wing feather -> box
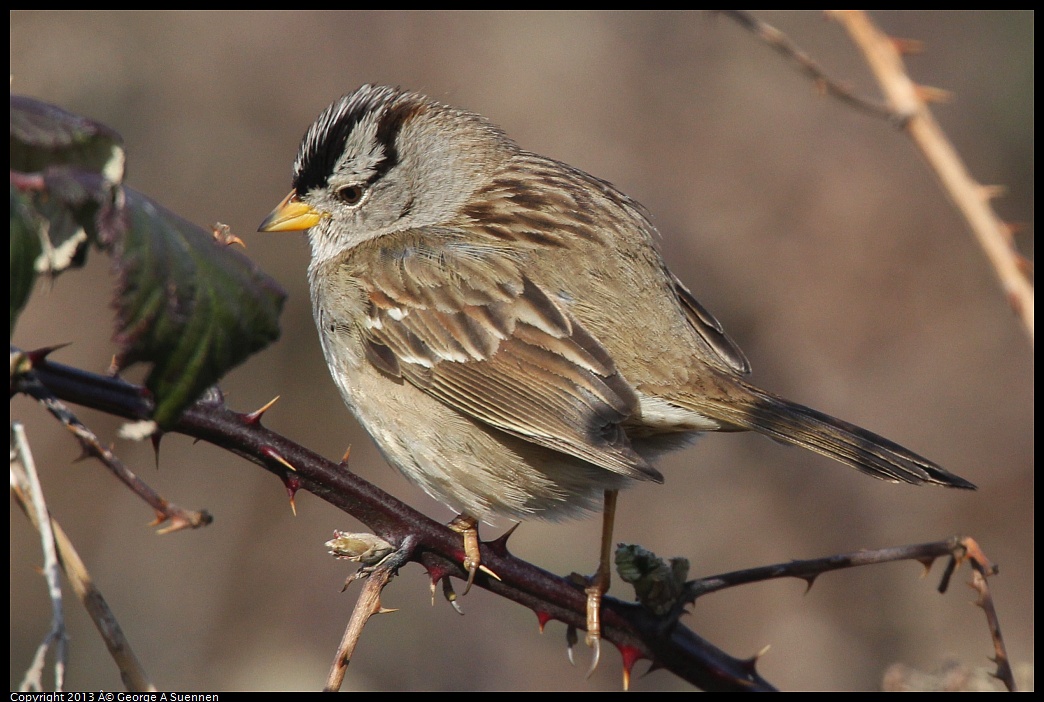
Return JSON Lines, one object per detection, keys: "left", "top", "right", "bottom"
{"left": 358, "top": 237, "right": 661, "bottom": 482}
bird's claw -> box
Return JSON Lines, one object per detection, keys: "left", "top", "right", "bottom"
{"left": 448, "top": 514, "right": 500, "bottom": 594}
{"left": 585, "top": 582, "right": 604, "bottom": 677}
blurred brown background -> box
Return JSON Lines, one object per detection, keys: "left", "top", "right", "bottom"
{"left": 10, "top": 11, "right": 1032, "bottom": 692}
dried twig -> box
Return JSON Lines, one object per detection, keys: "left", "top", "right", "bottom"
{"left": 718, "top": 10, "right": 899, "bottom": 120}
{"left": 11, "top": 423, "right": 155, "bottom": 692}
{"left": 11, "top": 423, "right": 67, "bottom": 692}
{"left": 828, "top": 10, "right": 1033, "bottom": 343}
{"left": 958, "top": 537, "right": 1015, "bottom": 691}
{"left": 658, "top": 536, "right": 1011, "bottom": 692}
{"left": 324, "top": 534, "right": 416, "bottom": 692}
{"left": 876, "top": 536, "right": 1015, "bottom": 691}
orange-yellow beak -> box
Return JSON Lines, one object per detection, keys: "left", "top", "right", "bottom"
{"left": 258, "top": 190, "right": 324, "bottom": 232}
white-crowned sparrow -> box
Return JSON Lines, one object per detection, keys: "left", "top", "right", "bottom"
{"left": 259, "top": 84, "right": 974, "bottom": 661}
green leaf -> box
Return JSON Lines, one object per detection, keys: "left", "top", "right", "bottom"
{"left": 113, "top": 188, "right": 287, "bottom": 428}
{"left": 10, "top": 186, "right": 43, "bottom": 337}
{"left": 9, "top": 96, "right": 126, "bottom": 287}
{"left": 10, "top": 94, "right": 125, "bottom": 182}
{"left": 11, "top": 95, "right": 286, "bottom": 427}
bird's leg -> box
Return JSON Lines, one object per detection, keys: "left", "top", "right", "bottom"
{"left": 447, "top": 514, "right": 483, "bottom": 594}
{"left": 584, "top": 489, "right": 618, "bottom": 675}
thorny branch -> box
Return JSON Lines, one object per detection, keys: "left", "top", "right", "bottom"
{"left": 11, "top": 347, "right": 772, "bottom": 691}
{"left": 12, "top": 349, "right": 212, "bottom": 533}
{"left": 12, "top": 348, "right": 1010, "bottom": 690}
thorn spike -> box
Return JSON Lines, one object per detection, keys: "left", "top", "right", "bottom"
{"left": 739, "top": 644, "right": 771, "bottom": 674}
{"left": 978, "top": 184, "right": 1007, "bottom": 201}
{"left": 26, "top": 343, "right": 71, "bottom": 367}
{"left": 156, "top": 513, "right": 197, "bottom": 535}
{"left": 619, "top": 645, "right": 644, "bottom": 691}
{"left": 212, "top": 223, "right": 246, "bottom": 248}
{"left": 916, "top": 557, "right": 936, "bottom": 576}
{"left": 535, "top": 611, "right": 552, "bottom": 634}
{"left": 151, "top": 433, "right": 163, "bottom": 467}
{"left": 245, "top": 396, "right": 281, "bottom": 425}
{"left": 261, "top": 445, "right": 297, "bottom": 472}
{"left": 425, "top": 562, "right": 454, "bottom": 585}
{"left": 890, "top": 37, "right": 925, "bottom": 55}
{"left": 282, "top": 472, "right": 301, "bottom": 516}
{"left": 478, "top": 564, "right": 501, "bottom": 581}
{"left": 487, "top": 522, "right": 521, "bottom": 556}
{"left": 1005, "top": 221, "right": 1027, "bottom": 237}
{"left": 914, "top": 84, "right": 954, "bottom": 104}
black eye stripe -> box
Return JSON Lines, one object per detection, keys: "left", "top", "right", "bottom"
{"left": 369, "top": 100, "right": 421, "bottom": 185}
{"left": 292, "top": 86, "right": 422, "bottom": 197}
{"left": 293, "top": 98, "right": 369, "bottom": 196}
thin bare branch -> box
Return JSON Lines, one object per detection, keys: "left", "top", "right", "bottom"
{"left": 11, "top": 423, "right": 67, "bottom": 692}
{"left": 960, "top": 537, "right": 1015, "bottom": 691}
{"left": 686, "top": 536, "right": 964, "bottom": 601}
{"left": 325, "top": 535, "right": 416, "bottom": 692}
{"left": 721, "top": 11, "right": 1033, "bottom": 343}
{"left": 10, "top": 424, "right": 155, "bottom": 692}
{"left": 717, "top": 10, "right": 899, "bottom": 120}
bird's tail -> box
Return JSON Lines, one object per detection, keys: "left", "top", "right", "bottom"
{"left": 702, "top": 381, "right": 976, "bottom": 489}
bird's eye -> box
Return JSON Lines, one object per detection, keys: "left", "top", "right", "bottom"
{"left": 336, "top": 185, "right": 365, "bottom": 205}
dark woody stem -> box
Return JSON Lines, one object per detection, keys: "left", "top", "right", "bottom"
{"left": 13, "top": 347, "right": 774, "bottom": 691}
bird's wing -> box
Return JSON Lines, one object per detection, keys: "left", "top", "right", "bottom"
{"left": 669, "top": 272, "right": 751, "bottom": 377}
{"left": 355, "top": 234, "right": 662, "bottom": 482}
